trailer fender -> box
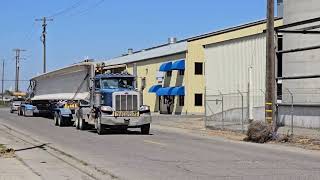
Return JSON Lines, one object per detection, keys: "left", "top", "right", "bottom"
{"left": 55, "top": 108, "right": 72, "bottom": 117}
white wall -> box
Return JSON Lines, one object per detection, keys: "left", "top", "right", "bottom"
{"left": 204, "top": 34, "right": 266, "bottom": 120}
{"left": 204, "top": 33, "right": 266, "bottom": 95}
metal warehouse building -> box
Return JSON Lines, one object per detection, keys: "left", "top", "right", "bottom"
{"left": 102, "top": 19, "right": 282, "bottom": 116}
{"left": 189, "top": 19, "right": 282, "bottom": 124}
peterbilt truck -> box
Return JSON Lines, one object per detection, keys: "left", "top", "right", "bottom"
{"left": 26, "top": 61, "right": 151, "bottom": 134}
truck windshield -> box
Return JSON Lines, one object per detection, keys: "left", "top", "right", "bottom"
{"left": 101, "top": 78, "right": 133, "bottom": 89}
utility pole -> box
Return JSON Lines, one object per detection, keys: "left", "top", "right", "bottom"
{"left": 36, "top": 17, "right": 53, "bottom": 73}
{"left": 13, "top": 49, "right": 26, "bottom": 92}
{"left": 1, "top": 60, "right": 4, "bottom": 103}
{"left": 265, "top": 0, "right": 276, "bottom": 130}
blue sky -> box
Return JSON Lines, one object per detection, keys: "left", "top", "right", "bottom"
{"left": 0, "top": 0, "right": 275, "bottom": 91}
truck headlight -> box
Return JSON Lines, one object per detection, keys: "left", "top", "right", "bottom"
{"left": 100, "top": 106, "right": 114, "bottom": 115}
{"left": 139, "top": 105, "right": 150, "bottom": 113}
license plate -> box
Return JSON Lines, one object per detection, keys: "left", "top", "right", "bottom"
{"left": 114, "top": 111, "right": 139, "bottom": 117}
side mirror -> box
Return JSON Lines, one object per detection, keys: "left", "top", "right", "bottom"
{"left": 94, "top": 92, "right": 102, "bottom": 107}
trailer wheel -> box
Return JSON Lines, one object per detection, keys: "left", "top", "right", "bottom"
{"left": 58, "top": 115, "right": 64, "bottom": 127}
{"left": 54, "top": 112, "right": 64, "bottom": 127}
{"left": 54, "top": 112, "right": 59, "bottom": 126}
{"left": 17, "top": 108, "right": 21, "bottom": 116}
{"left": 96, "top": 113, "right": 104, "bottom": 135}
{"left": 141, "top": 124, "right": 150, "bottom": 135}
{"left": 75, "top": 110, "right": 80, "bottom": 129}
{"left": 79, "top": 117, "right": 86, "bottom": 130}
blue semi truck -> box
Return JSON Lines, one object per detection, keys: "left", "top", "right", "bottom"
{"left": 21, "top": 61, "right": 151, "bottom": 134}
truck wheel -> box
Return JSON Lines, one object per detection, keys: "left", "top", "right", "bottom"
{"left": 96, "top": 114, "right": 104, "bottom": 135}
{"left": 141, "top": 124, "right": 150, "bottom": 135}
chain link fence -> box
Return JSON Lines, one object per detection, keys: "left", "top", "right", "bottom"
{"left": 205, "top": 89, "right": 265, "bottom": 133}
{"left": 205, "top": 88, "right": 320, "bottom": 139}
{"left": 277, "top": 88, "right": 320, "bottom": 139}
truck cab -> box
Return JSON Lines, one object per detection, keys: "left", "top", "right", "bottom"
{"left": 77, "top": 71, "right": 151, "bottom": 134}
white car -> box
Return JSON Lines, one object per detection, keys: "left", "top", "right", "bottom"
{"left": 10, "top": 98, "right": 24, "bottom": 113}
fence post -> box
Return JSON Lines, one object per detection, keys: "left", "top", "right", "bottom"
{"left": 204, "top": 86, "right": 207, "bottom": 129}
{"left": 286, "top": 88, "right": 294, "bottom": 136}
{"left": 238, "top": 90, "right": 244, "bottom": 133}
{"left": 219, "top": 91, "right": 224, "bottom": 130}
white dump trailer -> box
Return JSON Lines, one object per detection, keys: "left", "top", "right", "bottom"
{"left": 23, "top": 61, "right": 151, "bottom": 134}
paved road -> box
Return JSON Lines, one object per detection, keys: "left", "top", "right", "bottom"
{"left": 1, "top": 108, "right": 320, "bottom": 180}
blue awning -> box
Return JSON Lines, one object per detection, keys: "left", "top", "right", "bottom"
{"left": 148, "top": 85, "right": 162, "bottom": 93}
{"left": 156, "top": 87, "right": 174, "bottom": 96}
{"left": 171, "top": 86, "right": 185, "bottom": 96}
{"left": 159, "top": 62, "right": 172, "bottom": 72}
{"left": 171, "top": 59, "right": 185, "bottom": 70}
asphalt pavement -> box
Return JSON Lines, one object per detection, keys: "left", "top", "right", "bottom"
{"left": 1, "top": 108, "right": 320, "bottom": 180}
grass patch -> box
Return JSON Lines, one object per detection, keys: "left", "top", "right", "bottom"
{"left": 0, "top": 144, "right": 5, "bottom": 149}
{"left": 0, "top": 144, "right": 15, "bottom": 158}
{"left": 0, "top": 104, "right": 9, "bottom": 108}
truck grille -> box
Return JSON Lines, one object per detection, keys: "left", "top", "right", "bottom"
{"left": 115, "top": 94, "right": 138, "bottom": 111}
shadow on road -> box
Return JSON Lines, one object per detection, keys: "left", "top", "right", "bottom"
{"left": 15, "top": 143, "right": 49, "bottom": 152}
{"left": 85, "top": 127, "right": 153, "bottom": 136}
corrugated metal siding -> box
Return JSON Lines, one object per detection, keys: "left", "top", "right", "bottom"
{"left": 204, "top": 34, "right": 266, "bottom": 112}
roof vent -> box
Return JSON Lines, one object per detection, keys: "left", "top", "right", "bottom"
{"left": 168, "top": 37, "right": 177, "bottom": 44}
{"left": 128, "top": 48, "right": 133, "bottom": 55}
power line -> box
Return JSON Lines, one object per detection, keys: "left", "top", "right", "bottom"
{"left": 48, "top": 0, "right": 87, "bottom": 18}
{"left": 1, "top": 80, "right": 29, "bottom": 82}
{"left": 68, "top": 0, "right": 105, "bottom": 17}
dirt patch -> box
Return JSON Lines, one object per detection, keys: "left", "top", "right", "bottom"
{"left": 271, "top": 136, "right": 320, "bottom": 151}
{"left": 0, "top": 144, "right": 15, "bottom": 158}
{"left": 207, "top": 129, "right": 246, "bottom": 141}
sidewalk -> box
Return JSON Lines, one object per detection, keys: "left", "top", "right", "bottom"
{"left": 152, "top": 115, "right": 320, "bottom": 148}
{"left": 0, "top": 130, "right": 41, "bottom": 180}
{"left": 152, "top": 114, "right": 205, "bottom": 131}
{"left": 0, "top": 125, "right": 95, "bottom": 180}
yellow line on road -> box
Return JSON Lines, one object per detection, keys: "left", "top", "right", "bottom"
{"left": 143, "top": 140, "right": 167, "bottom": 146}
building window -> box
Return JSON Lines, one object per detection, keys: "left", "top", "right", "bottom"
{"left": 167, "top": 71, "right": 172, "bottom": 76}
{"left": 195, "top": 62, "right": 203, "bottom": 75}
{"left": 179, "top": 70, "right": 185, "bottom": 75}
{"left": 194, "top": 94, "right": 203, "bottom": 106}
{"left": 179, "top": 96, "right": 184, "bottom": 106}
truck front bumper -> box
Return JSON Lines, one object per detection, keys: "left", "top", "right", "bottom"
{"left": 100, "top": 113, "right": 152, "bottom": 127}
